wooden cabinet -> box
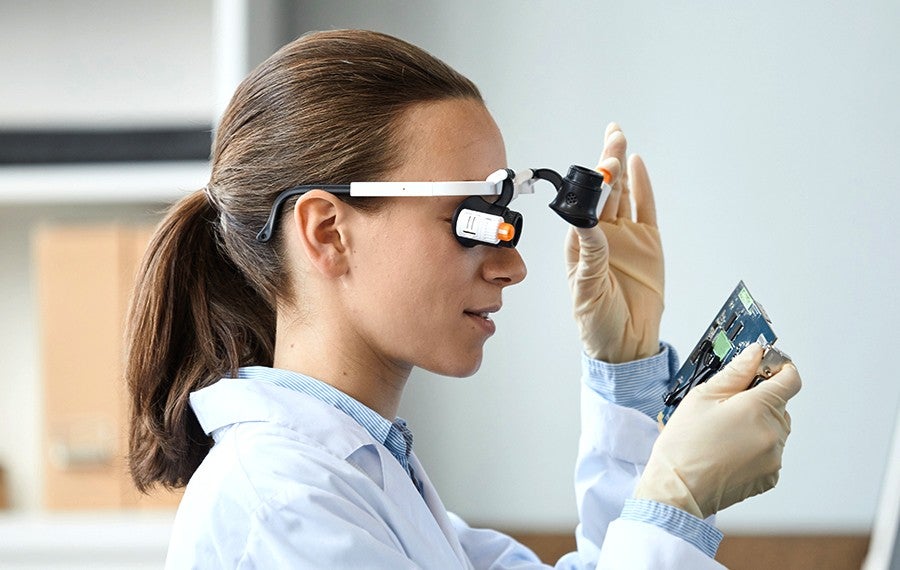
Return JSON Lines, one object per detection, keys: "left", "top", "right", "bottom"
{"left": 35, "top": 225, "right": 180, "bottom": 509}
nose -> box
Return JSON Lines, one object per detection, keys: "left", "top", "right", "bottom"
{"left": 482, "top": 245, "right": 527, "bottom": 287}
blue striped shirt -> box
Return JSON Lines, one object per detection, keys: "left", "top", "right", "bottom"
{"left": 582, "top": 342, "right": 682, "bottom": 419}
{"left": 583, "top": 342, "right": 723, "bottom": 558}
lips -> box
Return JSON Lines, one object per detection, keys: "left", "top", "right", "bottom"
{"left": 464, "top": 305, "right": 500, "bottom": 335}
{"left": 464, "top": 305, "right": 500, "bottom": 319}
{"left": 466, "top": 310, "right": 493, "bottom": 319}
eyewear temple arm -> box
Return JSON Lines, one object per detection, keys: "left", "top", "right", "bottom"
{"left": 256, "top": 185, "right": 350, "bottom": 243}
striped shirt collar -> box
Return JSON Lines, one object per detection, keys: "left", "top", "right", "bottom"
{"left": 236, "top": 366, "right": 415, "bottom": 473}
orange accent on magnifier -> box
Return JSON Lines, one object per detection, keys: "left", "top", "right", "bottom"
{"left": 497, "top": 223, "right": 515, "bottom": 242}
{"left": 597, "top": 167, "right": 612, "bottom": 183}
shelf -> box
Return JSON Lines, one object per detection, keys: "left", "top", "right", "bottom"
{"left": 0, "top": 161, "right": 210, "bottom": 204}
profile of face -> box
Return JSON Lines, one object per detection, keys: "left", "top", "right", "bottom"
{"left": 337, "top": 98, "right": 527, "bottom": 378}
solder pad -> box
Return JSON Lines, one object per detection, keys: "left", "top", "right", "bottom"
{"left": 660, "top": 281, "right": 778, "bottom": 424}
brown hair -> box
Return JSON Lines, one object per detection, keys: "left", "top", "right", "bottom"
{"left": 126, "top": 29, "right": 482, "bottom": 492}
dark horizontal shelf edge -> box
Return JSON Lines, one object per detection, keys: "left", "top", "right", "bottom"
{"left": 0, "top": 127, "right": 213, "bottom": 164}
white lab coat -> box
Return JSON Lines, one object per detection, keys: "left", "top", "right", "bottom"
{"left": 165, "top": 378, "right": 723, "bottom": 569}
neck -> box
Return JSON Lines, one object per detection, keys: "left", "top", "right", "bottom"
{"left": 272, "top": 308, "right": 410, "bottom": 420}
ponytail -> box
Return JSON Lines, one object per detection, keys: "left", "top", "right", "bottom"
{"left": 126, "top": 190, "right": 275, "bottom": 492}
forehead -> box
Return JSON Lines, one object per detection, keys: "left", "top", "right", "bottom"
{"left": 389, "top": 98, "right": 507, "bottom": 183}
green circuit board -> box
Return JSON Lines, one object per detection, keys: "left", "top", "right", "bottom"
{"left": 660, "top": 281, "right": 780, "bottom": 424}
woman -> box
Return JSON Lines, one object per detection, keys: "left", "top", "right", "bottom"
{"left": 126, "top": 30, "right": 801, "bottom": 568}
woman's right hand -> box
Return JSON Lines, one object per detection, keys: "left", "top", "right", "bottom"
{"left": 633, "top": 344, "right": 802, "bottom": 519}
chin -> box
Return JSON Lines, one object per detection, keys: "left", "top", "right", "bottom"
{"left": 424, "top": 351, "right": 483, "bottom": 378}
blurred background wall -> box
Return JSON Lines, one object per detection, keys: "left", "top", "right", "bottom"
{"left": 1, "top": 0, "right": 897, "bottom": 548}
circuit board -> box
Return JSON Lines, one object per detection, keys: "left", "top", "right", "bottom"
{"left": 660, "top": 281, "right": 781, "bottom": 424}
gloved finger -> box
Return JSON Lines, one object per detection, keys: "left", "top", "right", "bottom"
{"left": 598, "top": 155, "right": 622, "bottom": 191}
{"left": 564, "top": 223, "right": 611, "bottom": 284}
{"left": 703, "top": 343, "right": 765, "bottom": 395}
{"left": 565, "top": 224, "right": 579, "bottom": 262}
{"left": 629, "top": 154, "right": 657, "bottom": 227}
{"left": 598, "top": 156, "right": 622, "bottom": 222}
{"left": 601, "top": 122, "right": 621, "bottom": 159}
{"left": 570, "top": 225, "right": 610, "bottom": 279}
{"left": 564, "top": 226, "right": 582, "bottom": 278}
{"left": 617, "top": 174, "right": 633, "bottom": 220}
{"left": 751, "top": 363, "right": 802, "bottom": 403}
{"left": 597, "top": 129, "right": 628, "bottom": 222}
{"left": 604, "top": 125, "right": 630, "bottom": 202}
{"left": 604, "top": 127, "right": 631, "bottom": 220}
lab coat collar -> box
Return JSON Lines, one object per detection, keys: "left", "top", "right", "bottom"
{"left": 189, "top": 378, "right": 473, "bottom": 568}
{"left": 190, "top": 378, "right": 369, "bottom": 460}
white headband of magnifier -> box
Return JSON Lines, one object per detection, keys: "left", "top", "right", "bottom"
{"left": 344, "top": 169, "right": 535, "bottom": 197}
{"left": 256, "top": 167, "right": 611, "bottom": 247}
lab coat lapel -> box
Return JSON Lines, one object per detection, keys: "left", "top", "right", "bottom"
{"left": 408, "top": 453, "right": 473, "bottom": 569}
{"left": 378, "top": 449, "right": 467, "bottom": 567}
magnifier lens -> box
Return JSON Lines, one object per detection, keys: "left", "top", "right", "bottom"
{"left": 548, "top": 165, "right": 608, "bottom": 228}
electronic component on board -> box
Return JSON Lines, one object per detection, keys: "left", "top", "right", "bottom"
{"left": 659, "top": 281, "right": 792, "bottom": 425}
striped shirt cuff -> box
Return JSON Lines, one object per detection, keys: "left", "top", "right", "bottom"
{"left": 621, "top": 498, "right": 723, "bottom": 558}
{"left": 582, "top": 342, "right": 680, "bottom": 419}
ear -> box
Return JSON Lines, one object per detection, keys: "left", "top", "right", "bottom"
{"left": 290, "top": 190, "right": 350, "bottom": 278}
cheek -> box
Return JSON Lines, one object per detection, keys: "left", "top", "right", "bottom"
{"left": 372, "top": 220, "right": 479, "bottom": 291}
{"left": 382, "top": 247, "right": 479, "bottom": 334}
{"left": 349, "top": 214, "right": 487, "bottom": 357}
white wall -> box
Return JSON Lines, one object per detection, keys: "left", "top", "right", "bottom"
{"left": 2, "top": 0, "right": 898, "bottom": 537}
{"left": 293, "top": 0, "right": 900, "bottom": 533}
{"left": 0, "top": 0, "right": 213, "bottom": 128}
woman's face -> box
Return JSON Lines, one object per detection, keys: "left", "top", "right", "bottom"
{"left": 342, "top": 98, "right": 527, "bottom": 378}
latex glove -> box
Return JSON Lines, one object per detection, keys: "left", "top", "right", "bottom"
{"left": 633, "top": 344, "right": 802, "bottom": 519}
{"left": 565, "top": 123, "right": 664, "bottom": 363}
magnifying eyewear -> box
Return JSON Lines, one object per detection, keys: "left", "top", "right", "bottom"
{"left": 256, "top": 165, "right": 612, "bottom": 248}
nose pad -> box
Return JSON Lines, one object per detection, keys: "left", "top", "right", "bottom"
{"left": 483, "top": 245, "right": 527, "bottom": 286}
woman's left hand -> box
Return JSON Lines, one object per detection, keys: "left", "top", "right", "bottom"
{"left": 565, "top": 123, "right": 664, "bottom": 363}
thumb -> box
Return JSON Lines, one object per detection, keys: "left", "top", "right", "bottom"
{"left": 565, "top": 225, "right": 581, "bottom": 270}
{"left": 573, "top": 223, "right": 609, "bottom": 260}
{"left": 705, "top": 343, "right": 765, "bottom": 395}
{"left": 750, "top": 363, "right": 802, "bottom": 403}
{"left": 567, "top": 225, "right": 610, "bottom": 282}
